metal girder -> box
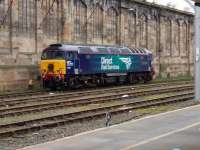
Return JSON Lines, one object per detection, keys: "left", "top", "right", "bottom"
{"left": 192, "top": 0, "right": 200, "bottom": 101}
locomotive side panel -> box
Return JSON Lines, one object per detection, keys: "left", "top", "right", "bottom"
{"left": 78, "top": 54, "right": 152, "bottom": 75}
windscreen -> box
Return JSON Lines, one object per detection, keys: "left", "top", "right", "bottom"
{"left": 41, "top": 50, "right": 65, "bottom": 60}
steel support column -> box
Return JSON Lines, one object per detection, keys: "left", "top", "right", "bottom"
{"left": 194, "top": 2, "right": 200, "bottom": 101}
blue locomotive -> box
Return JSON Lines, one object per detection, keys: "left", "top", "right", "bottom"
{"left": 40, "top": 44, "right": 155, "bottom": 89}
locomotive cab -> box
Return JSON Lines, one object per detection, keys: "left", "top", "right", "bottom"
{"left": 65, "top": 51, "right": 79, "bottom": 75}
{"left": 40, "top": 49, "right": 66, "bottom": 89}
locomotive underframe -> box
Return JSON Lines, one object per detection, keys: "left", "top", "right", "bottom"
{"left": 42, "top": 71, "right": 153, "bottom": 90}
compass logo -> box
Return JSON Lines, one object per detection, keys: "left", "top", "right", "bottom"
{"left": 120, "top": 57, "right": 132, "bottom": 70}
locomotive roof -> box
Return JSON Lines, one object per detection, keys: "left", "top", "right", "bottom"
{"left": 46, "top": 44, "right": 152, "bottom": 55}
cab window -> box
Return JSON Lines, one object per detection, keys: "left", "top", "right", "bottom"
{"left": 66, "top": 52, "right": 77, "bottom": 60}
{"left": 53, "top": 51, "right": 65, "bottom": 59}
{"left": 41, "top": 50, "right": 65, "bottom": 60}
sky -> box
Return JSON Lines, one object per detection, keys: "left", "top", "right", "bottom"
{"left": 147, "top": 0, "right": 194, "bottom": 13}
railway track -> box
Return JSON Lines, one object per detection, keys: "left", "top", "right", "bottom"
{"left": 0, "top": 84, "right": 193, "bottom": 118}
{"left": 0, "top": 80, "right": 192, "bottom": 101}
{"left": 0, "top": 92, "right": 194, "bottom": 138}
{"left": 0, "top": 81, "right": 192, "bottom": 108}
{"left": 0, "top": 90, "right": 47, "bottom": 99}
{"left": 0, "top": 87, "right": 194, "bottom": 138}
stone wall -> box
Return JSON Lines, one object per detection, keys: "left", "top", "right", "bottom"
{"left": 0, "top": 0, "right": 194, "bottom": 91}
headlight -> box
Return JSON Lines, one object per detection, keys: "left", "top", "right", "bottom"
{"left": 67, "top": 61, "right": 74, "bottom": 67}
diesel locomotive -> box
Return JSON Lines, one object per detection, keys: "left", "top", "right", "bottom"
{"left": 40, "top": 44, "right": 155, "bottom": 89}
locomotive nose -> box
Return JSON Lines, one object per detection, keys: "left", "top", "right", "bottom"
{"left": 40, "top": 60, "right": 66, "bottom": 76}
{"left": 48, "top": 64, "right": 54, "bottom": 72}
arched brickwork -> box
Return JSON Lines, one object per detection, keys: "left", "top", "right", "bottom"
{"left": 74, "top": 0, "right": 87, "bottom": 43}
{"left": 17, "top": 0, "right": 35, "bottom": 35}
{"left": 138, "top": 14, "right": 148, "bottom": 48}
{"left": 148, "top": 15, "right": 158, "bottom": 56}
{"left": 106, "top": 7, "right": 118, "bottom": 44}
{"left": 161, "top": 18, "right": 172, "bottom": 56}
{"left": 36, "top": 0, "right": 61, "bottom": 39}
{"left": 123, "top": 10, "right": 136, "bottom": 47}
{"left": 0, "top": 0, "right": 10, "bottom": 29}
{"left": 0, "top": 0, "right": 11, "bottom": 54}
{"left": 180, "top": 22, "right": 188, "bottom": 57}
{"left": 172, "top": 20, "right": 180, "bottom": 56}
{"left": 128, "top": 11, "right": 136, "bottom": 47}
{"left": 91, "top": 4, "right": 103, "bottom": 43}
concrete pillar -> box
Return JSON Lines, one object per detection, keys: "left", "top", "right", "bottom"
{"left": 194, "top": 2, "right": 200, "bottom": 101}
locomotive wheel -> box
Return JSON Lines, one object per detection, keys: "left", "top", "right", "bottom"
{"left": 49, "top": 80, "right": 57, "bottom": 91}
{"left": 128, "top": 74, "right": 133, "bottom": 84}
{"left": 68, "top": 77, "right": 82, "bottom": 89}
{"left": 96, "top": 78, "right": 102, "bottom": 87}
{"left": 115, "top": 77, "right": 121, "bottom": 85}
{"left": 145, "top": 73, "right": 153, "bottom": 82}
{"left": 128, "top": 74, "right": 138, "bottom": 84}
{"left": 100, "top": 76, "right": 105, "bottom": 86}
{"left": 68, "top": 79, "right": 76, "bottom": 89}
{"left": 42, "top": 80, "right": 47, "bottom": 88}
{"left": 142, "top": 73, "right": 151, "bottom": 83}
{"left": 140, "top": 75, "right": 146, "bottom": 84}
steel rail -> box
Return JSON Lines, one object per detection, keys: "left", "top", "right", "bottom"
{"left": 0, "top": 90, "right": 47, "bottom": 99}
{"left": 0, "top": 81, "right": 192, "bottom": 107}
{"left": 0, "top": 85, "right": 193, "bottom": 118}
{"left": 0, "top": 91, "right": 194, "bottom": 138}
{"left": 0, "top": 80, "right": 191, "bottom": 101}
